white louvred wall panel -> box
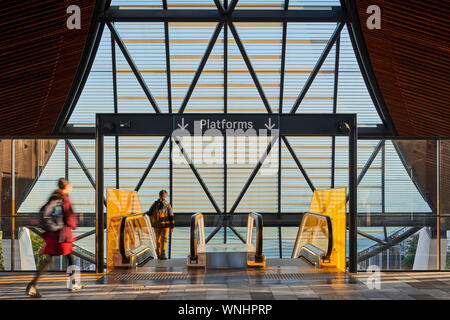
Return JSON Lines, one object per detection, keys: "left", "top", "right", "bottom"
{"left": 115, "top": 23, "right": 169, "bottom": 113}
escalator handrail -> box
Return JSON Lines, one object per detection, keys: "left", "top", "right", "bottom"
{"left": 119, "top": 213, "right": 149, "bottom": 263}
{"left": 248, "top": 212, "right": 263, "bottom": 262}
{"left": 190, "top": 212, "right": 204, "bottom": 261}
{"left": 292, "top": 212, "right": 333, "bottom": 260}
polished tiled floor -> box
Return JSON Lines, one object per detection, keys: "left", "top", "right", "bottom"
{"left": 1, "top": 259, "right": 449, "bottom": 300}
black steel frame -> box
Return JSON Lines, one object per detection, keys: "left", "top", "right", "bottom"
{"left": 292, "top": 212, "right": 333, "bottom": 260}
{"left": 4, "top": 133, "right": 447, "bottom": 273}
{"left": 59, "top": 3, "right": 369, "bottom": 273}
{"left": 101, "top": 6, "right": 347, "bottom": 23}
{"left": 11, "top": 1, "right": 439, "bottom": 274}
{"left": 96, "top": 112, "right": 358, "bottom": 273}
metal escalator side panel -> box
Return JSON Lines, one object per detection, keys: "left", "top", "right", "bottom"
{"left": 291, "top": 212, "right": 333, "bottom": 265}
{"left": 143, "top": 214, "right": 158, "bottom": 260}
{"left": 248, "top": 212, "right": 264, "bottom": 264}
{"left": 117, "top": 213, "right": 157, "bottom": 267}
{"left": 188, "top": 213, "right": 205, "bottom": 267}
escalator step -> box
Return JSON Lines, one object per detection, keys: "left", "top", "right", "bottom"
{"left": 262, "top": 273, "right": 336, "bottom": 281}
{"left": 114, "top": 273, "right": 189, "bottom": 281}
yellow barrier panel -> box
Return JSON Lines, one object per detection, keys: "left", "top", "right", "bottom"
{"left": 309, "top": 188, "right": 346, "bottom": 271}
{"left": 106, "top": 189, "right": 143, "bottom": 272}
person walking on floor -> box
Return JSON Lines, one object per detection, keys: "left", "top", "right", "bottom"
{"left": 26, "top": 178, "right": 81, "bottom": 298}
{"left": 147, "top": 190, "right": 174, "bottom": 260}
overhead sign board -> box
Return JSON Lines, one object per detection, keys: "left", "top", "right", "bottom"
{"left": 96, "top": 113, "right": 356, "bottom": 137}
{"left": 172, "top": 114, "right": 279, "bottom": 135}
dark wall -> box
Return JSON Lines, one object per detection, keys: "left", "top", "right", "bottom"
{"left": 0, "top": 140, "right": 58, "bottom": 238}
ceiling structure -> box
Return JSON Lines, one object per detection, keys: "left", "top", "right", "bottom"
{"left": 353, "top": 0, "right": 450, "bottom": 137}
{"left": 1, "top": 0, "right": 448, "bottom": 137}
{"left": 0, "top": 0, "right": 104, "bottom": 136}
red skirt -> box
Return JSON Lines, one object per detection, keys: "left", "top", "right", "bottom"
{"left": 41, "top": 232, "right": 72, "bottom": 256}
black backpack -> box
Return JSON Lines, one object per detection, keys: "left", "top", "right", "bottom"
{"left": 38, "top": 199, "right": 64, "bottom": 232}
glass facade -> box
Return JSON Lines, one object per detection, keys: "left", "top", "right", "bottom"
{"left": 0, "top": 1, "right": 447, "bottom": 272}
{"left": 357, "top": 139, "right": 449, "bottom": 270}
{"left": 1, "top": 138, "right": 448, "bottom": 271}
{"left": 0, "top": 140, "right": 96, "bottom": 271}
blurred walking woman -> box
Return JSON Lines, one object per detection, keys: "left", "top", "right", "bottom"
{"left": 26, "top": 178, "right": 80, "bottom": 298}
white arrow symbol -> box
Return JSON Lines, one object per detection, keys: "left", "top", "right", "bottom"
{"left": 264, "top": 118, "right": 276, "bottom": 130}
{"left": 177, "top": 118, "right": 189, "bottom": 130}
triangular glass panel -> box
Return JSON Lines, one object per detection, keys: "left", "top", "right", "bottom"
{"left": 18, "top": 140, "right": 66, "bottom": 213}
{"left": 183, "top": 29, "right": 224, "bottom": 113}
{"left": 281, "top": 136, "right": 333, "bottom": 196}
{"left": 337, "top": 26, "right": 383, "bottom": 126}
{"left": 114, "top": 22, "right": 168, "bottom": 113}
{"left": 283, "top": 22, "right": 336, "bottom": 113}
{"left": 227, "top": 24, "right": 272, "bottom": 113}
{"left": 169, "top": 22, "right": 220, "bottom": 112}
{"left": 68, "top": 28, "right": 114, "bottom": 126}
{"left": 172, "top": 136, "right": 222, "bottom": 213}
{"left": 116, "top": 136, "right": 169, "bottom": 194}
{"left": 384, "top": 141, "right": 432, "bottom": 213}
{"left": 232, "top": 22, "right": 283, "bottom": 113}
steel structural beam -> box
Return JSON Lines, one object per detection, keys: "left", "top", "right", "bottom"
{"left": 331, "top": 35, "right": 340, "bottom": 188}
{"left": 178, "top": 22, "right": 224, "bottom": 113}
{"left": 227, "top": 0, "right": 239, "bottom": 14}
{"left": 344, "top": 0, "right": 396, "bottom": 135}
{"left": 357, "top": 227, "right": 421, "bottom": 263}
{"left": 228, "top": 225, "right": 246, "bottom": 242}
{"left": 53, "top": 0, "right": 110, "bottom": 134}
{"left": 163, "top": 0, "right": 173, "bottom": 257}
{"left": 95, "top": 125, "right": 105, "bottom": 273}
{"left": 56, "top": 124, "right": 392, "bottom": 139}
{"left": 101, "top": 7, "right": 347, "bottom": 23}
{"left": 111, "top": 25, "right": 120, "bottom": 189}
{"left": 348, "top": 118, "right": 358, "bottom": 272}
{"left": 228, "top": 22, "right": 272, "bottom": 113}
{"left": 17, "top": 212, "right": 437, "bottom": 228}
{"left": 277, "top": 0, "right": 289, "bottom": 257}
{"left": 96, "top": 113, "right": 357, "bottom": 136}
{"left": 164, "top": 23, "right": 172, "bottom": 113}
{"left": 107, "top": 22, "right": 161, "bottom": 114}
{"left": 172, "top": 137, "right": 223, "bottom": 215}
{"left": 357, "top": 230, "right": 386, "bottom": 245}
{"left": 65, "top": 139, "right": 97, "bottom": 190}
{"left": 281, "top": 136, "right": 316, "bottom": 192}
{"left": 213, "top": 0, "right": 226, "bottom": 15}
{"left": 223, "top": 6, "right": 228, "bottom": 242}
{"left": 357, "top": 140, "right": 384, "bottom": 185}
{"left": 228, "top": 135, "right": 279, "bottom": 214}
{"left": 205, "top": 219, "right": 249, "bottom": 244}
{"left": 134, "top": 135, "right": 170, "bottom": 192}
{"left": 66, "top": 139, "right": 105, "bottom": 210}
{"left": 290, "top": 22, "right": 344, "bottom": 114}
{"left": 345, "top": 140, "right": 383, "bottom": 203}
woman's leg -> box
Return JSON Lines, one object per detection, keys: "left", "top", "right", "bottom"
{"left": 31, "top": 255, "right": 53, "bottom": 285}
{"left": 66, "top": 253, "right": 75, "bottom": 267}
{"left": 26, "top": 255, "right": 54, "bottom": 297}
{"left": 65, "top": 253, "right": 82, "bottom": 290}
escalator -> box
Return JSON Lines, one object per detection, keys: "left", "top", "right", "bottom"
{"left": 114, "top": 210, "right": 336, "bottom": 271}
{"left": 187, "top": 212, "right": 265, "bottom": 268}
{"left": 291, "top": 212, "right": 333, "bottom": 268}
{"left": 114, "top": 213, "right": 157, "bottom": 268}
